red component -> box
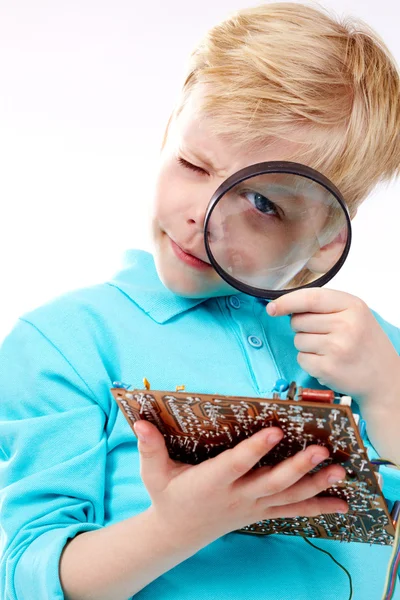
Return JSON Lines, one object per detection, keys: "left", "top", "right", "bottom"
{"left": 300, "top": 389, "right": 335, "bottom": 403}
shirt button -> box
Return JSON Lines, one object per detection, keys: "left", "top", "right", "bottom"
{"left": 229, "top": 296, "right": 241, "bottom": 309}
{"left": 247, "top": 335, "right": 263, "bottom": 348}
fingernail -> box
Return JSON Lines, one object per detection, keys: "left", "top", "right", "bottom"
{"left": 134, "top": 424, "right": 147, "bottom": 442}
{"left": 311, "top": 453, "right": 327, "bottom": 465}
{"left": 267, "top": 302, "right": 276, "bottom": 316}
{"left": 328, "top": 475, "right": 343, "bottom": 485}
{"left": 266, "top": 432, "right": 282, "bottom": 444}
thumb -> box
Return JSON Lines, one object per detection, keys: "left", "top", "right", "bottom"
{"left": 134, "top": 420, "right": 172, "bottom": 492}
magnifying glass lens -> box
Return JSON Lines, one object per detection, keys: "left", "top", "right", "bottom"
{"left": 205, "top": 167, "right": 350, "bottom": 297}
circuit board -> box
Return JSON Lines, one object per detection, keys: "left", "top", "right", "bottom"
{"left": 110, "top": 386, "right": 395, "bottom": 546}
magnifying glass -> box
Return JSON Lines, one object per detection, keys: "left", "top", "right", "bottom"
{"left": 204, "top": 161, "right": 351, "bottom": 300}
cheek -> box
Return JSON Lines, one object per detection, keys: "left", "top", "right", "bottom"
{"left": 152, "top": 166, "right": 182, "bottom": 224}
{"left": 212, "top": 233, "right": 286, "bottom": 275}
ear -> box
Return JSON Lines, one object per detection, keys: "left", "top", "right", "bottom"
{"left": 305, "top": 227, "right": 348, "bottom": 274}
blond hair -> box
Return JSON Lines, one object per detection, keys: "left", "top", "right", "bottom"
{"left": 165, "top": 2, "right": 400, "bottom": 218}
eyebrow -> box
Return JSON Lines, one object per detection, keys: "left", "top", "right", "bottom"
{"left": 180, "top": 144, "right": 220, "bottom": 172}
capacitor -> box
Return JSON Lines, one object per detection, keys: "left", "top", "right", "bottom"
{"left": 286, "top": 381, "right": 297, "bottom": 400}
{"left": 112, "top": 381, "right": 132, "bottom": 390}
{"left": 339, "top": 395, "right": 352, "bottom": 407}
{"left": 346, "top": 468, "right": 357, "bottom": 481}
{"left": 272, "top": 378, "right": 290, "bottom": 393}
{"left": 299, "top": 389, "right": 335, "bottom": 403}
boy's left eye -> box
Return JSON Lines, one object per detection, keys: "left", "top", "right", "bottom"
{"left": 177, "top": 156, "right": 208, "bottom": 175}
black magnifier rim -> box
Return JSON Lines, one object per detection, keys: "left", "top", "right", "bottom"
{"left": 203, "top": 161, "right": 352, "bottom": 300}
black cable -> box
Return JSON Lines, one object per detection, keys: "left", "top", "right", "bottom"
{"left": 301, "top": 535, "right": 353, "bottom": 600}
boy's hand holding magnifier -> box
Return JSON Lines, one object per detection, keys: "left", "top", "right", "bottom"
{"left": 134, "top": 160, "right": 391, "bottom": 547}
{"left": 266, "top": 287, "right": 400, "bottom": 409}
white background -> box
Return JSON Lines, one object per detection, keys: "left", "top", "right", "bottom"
{"left": 0, "top": 0, "right": 399, "bottom": 342}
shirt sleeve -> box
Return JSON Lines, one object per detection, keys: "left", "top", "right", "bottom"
{"left": 0, "top": 318, "right": 108, "bottom": 600}
{"left": 362, "top": 309, "right": 400, "bottom": 511}
{"left": 363, "top": 434, "right": 400, "bottom": 510}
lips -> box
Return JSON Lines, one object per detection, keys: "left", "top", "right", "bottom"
{"left": 169, "top": 237, "right": 211, "bottom": 270}
{"left": 178, "top": 243, "right": 208, "bottom": 263}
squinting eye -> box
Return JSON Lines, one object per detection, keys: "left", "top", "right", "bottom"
{"left": 177, "top": 156, "right": 208, "bottom": 175}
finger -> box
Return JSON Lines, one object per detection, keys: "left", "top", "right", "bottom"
{"left": 296, "top": 351, "right": 324, "bottom": 379}
{"left": 290, "top": 312, "right": 336, "bottom": 334}
{"left": 293, "top": 332, "right": 328, "bottom": 354}
{"left": 134, "top": 420, "right": 174, "bottom": 492}
{"left": 257, "top": 465, "right": 346, "bottom": 507}
{"left": 239, "top": 444, "right": 330, "bottom": 498}
{"left": 257, "top": 496, "right": 349, "bottom": 520}
{"left": 209, "top": 427, "right": 284, "bottom": 486}
{"left": 267, "top": 288, "right": 350, "bottom": 317}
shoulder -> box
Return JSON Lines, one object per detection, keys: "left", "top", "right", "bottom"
{"left": 0, "top": 282, "right": 129, "bottom": 416}
{"left": 0, "top": 255, "right": 152, "bottom": 415}
{"left": 11, "top": 249, "right": 155, "bottom": 350}
{"left": 14, "top": 280, "right": 135, "bottom": 355}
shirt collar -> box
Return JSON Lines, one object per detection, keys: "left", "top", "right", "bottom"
{"left": 106, "top": 249, "right": 210, "bottom": 324}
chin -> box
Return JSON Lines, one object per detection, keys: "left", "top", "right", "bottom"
{"left": 156, "top": 262, "right": 213, "bottom": 298}
{"left": 153, "top": 253, "right": 225, "bottom": 299}
{"left": 151, "top": 227, "right": 234, "bottom": 299}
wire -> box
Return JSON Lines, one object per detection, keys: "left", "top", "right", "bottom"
{"left": 301, "top": 456, "right": 400, "bottom": 600}
{"left": 301, "top": 535, "right": 353, "bottom": 599}
{"left": 371, "top": 459, "right": 400, "bottom": 467}
{"left": 382, "top": 518, "right": 400, "bottom": 599}
{"left": 370, "top": 458, "right": 400, "bottom": 598}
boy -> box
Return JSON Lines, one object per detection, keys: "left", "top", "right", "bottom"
{"left": 1, "top": 3, "right": 399, "bottom": 599}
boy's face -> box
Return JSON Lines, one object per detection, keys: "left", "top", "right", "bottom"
{"left": 150, "top": 87, "right": 334, "bottom": 298}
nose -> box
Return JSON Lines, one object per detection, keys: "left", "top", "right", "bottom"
{"left": 183, "top": 184, "right": 227, "bottom": 244}
{"left": 186, "top": 210, "right": 225, "bottom": 245}
{"left": 185, "top": 196, "right": 209, "bottom": 231}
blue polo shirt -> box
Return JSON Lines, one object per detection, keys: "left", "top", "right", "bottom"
{"left": 0, "top": 249, "right": 399, "bottom": 600}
